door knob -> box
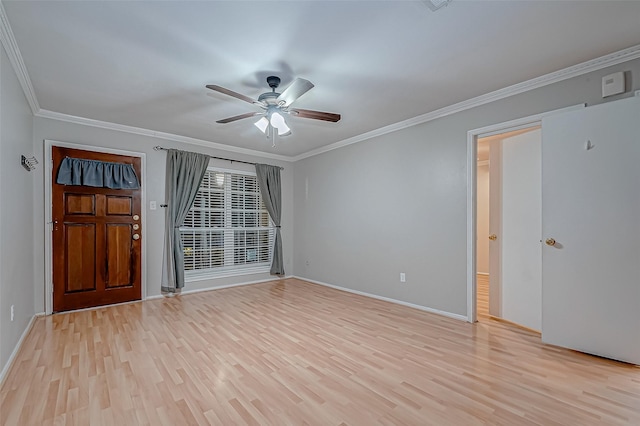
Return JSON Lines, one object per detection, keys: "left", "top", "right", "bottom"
{"left": 133, "top": 234, "right": 140, "bottom": 240}
{"left": 545, "top": 238, "right": 556, "bottom": 246}
{"left": 488, "top": 234, "right": 497, "bottom": 241}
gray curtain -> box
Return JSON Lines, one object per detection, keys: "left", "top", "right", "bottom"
{"left": 161, "top": 149, "right": 210, "bottom": 293}
{"left": 255, "top": 164, "right": 284, "bottom": 275}
{"left": 57, "top": 157, "right": 140, "bottom": 189}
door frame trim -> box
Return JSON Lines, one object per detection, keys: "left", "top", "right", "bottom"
{"left": 44, "top": 140, "right": 147, "bottom": 314}
{"left": 465, "top": 104, "right": 585, "bottom": 323}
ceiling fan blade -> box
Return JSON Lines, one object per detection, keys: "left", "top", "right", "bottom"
{"left": 277, "top": 78, "right": 314, "bottom": 106}
{"left": 216, "top": 112, "right": 262, "bottom": 124}
{"left": 289, "top": 108, "right": 341, "bottom": 123}
{"left": 206, "top": 84, "right": 258, "bottom": 105}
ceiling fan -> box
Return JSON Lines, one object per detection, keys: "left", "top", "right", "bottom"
{"left": 206, "top": 76, "right": 340, "bottom": 144}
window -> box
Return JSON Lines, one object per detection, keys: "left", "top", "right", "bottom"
{"left": 180, "top": 168, "right": 274, "bottom": 279}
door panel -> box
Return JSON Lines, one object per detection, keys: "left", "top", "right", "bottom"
{"left": 65, "top": 194, "right": 95, "bottom": 215}
{"left": 65, "top": 224, "right": 96, "bottom": 292}
{"left": 106, "top": 196, "right": 132, "bottom": 215}
{"left": 52, "top": 146, "right": 142, "bottom": 312}
{"left": 541, "top": 96, "right": 640, "bottom": 365}
{"left": 106, "top": 224, "right": 133, "bottom": 288}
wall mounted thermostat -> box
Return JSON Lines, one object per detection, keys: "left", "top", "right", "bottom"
{"left": 602, "top": 71, "right": 625, "bottom": 98}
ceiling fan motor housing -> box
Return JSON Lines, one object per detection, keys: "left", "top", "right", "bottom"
{"left": 258, "top": 92, "right": 280, "bottom": 105}
{"left": 258, "top": 76, "right": 283, "bottom": 105}
{"left": 266, "top": 76, "right": 281, "bottom": 89}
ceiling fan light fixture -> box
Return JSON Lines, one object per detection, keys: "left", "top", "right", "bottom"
{"left": 270, "top": 112, "right": 290, "bottom": 135}
{"left": 254, "top": 117, "right": 269, "bottom": 133}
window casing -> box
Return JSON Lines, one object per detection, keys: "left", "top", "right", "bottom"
{"left": 180, "top": 168, "right": 274, "bottom": 280}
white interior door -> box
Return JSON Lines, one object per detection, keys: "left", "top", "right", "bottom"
{"left": 541, "top": 96, "right": 640, "bottom": 365}
{"left": 485, "top": 128, "right": 542, "bottom": 330}
{"left": 488, "top": 140, "right": 502, "bottom": 317}
{"left": 500, "top": 129, "right": 542, "bottom": 331}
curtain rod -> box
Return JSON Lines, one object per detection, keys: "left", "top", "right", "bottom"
{"left": 153, "top": 146, "right": 284, "bottom": 170}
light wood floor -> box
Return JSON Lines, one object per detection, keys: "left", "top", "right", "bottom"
{"left": 477, "top": 274, "right": 489, "bottom": 319}
{"left": 2, "top": 278, "right": 639, "bottom": 425}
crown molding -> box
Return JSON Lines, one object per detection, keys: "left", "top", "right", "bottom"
{"left": 293, "top": 43, "right": 640, "bottom": 161}
{"left": 0, "top": 1, "right": 39, "bottom": 114}
{"left": 35, "top": 109, "right": 294, "bottom": 162}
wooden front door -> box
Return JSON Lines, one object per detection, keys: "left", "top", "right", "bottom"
{"left": 52, "top": 146, "right": 142, "bottom": 312}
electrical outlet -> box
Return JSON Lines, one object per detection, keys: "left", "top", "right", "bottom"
{"left": 10, "top": 305, "right": 14, "bottom": 322}
{"left": 400, "top": 273, "right": 406, "bottom": 283}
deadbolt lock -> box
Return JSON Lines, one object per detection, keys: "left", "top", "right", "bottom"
{"left": 545, "top": 238, "right": 556, "bottom": 246}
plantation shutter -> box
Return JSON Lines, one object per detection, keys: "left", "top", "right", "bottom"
{"left": 180, "top": 169, "right": 275, "bottom": 277}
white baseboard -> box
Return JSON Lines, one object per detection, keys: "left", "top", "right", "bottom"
{"left": 293, "top": 276, "right": 468, "bottom": 322}
{"left": 0, "top": 313, "right": 43, "bottom": 386}
{"left": 144, "top": 294, "right": 165, "bottom": 301}
{"left": 146, "top": 275, "right": 293, "bottom": 300}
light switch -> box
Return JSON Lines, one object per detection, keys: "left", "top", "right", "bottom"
{"left": 150, "top": 201, "right": 157, "bottom": 210}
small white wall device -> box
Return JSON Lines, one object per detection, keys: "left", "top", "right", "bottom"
{"left": 602, "top": 72, "right": 625, "bottom": 98}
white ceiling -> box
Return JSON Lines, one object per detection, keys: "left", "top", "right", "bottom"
{"left": 3, "top": 1, "right": 640, "bottom": 158}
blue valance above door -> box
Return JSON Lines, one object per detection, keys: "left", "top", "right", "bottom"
{"left": 56, "top": 157, "right": 140, "bottom": 189}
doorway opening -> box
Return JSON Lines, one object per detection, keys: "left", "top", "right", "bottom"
{"left": 465, "top": 103, "right": 584, "bottom": 324}
{"left": 475, "top": 138, "right": 490, "bottom": 320}
{"left": 475, "top": 126, "right": 541, "bottom": 329}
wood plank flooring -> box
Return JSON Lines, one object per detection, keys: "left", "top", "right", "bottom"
{"left": 477, "top": 274, "right": 489, "bottom": 319}
{"left": 2, "top": 278, "right": 639, "bottom": 425}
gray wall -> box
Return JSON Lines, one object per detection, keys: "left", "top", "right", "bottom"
{"left": 31, "top": 118, "right": 294, "bottom": 312}
{"left": 0, "top": 43, "right": 35, "bottom": 371}
{"left": 293, "top": 58, "right": 640, "bottom": 317}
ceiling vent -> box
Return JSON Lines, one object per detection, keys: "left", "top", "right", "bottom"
{"left": 424, "top": 0, "right": 451, "bottom": 11}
